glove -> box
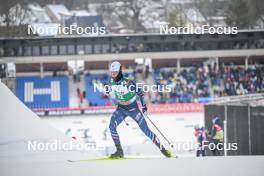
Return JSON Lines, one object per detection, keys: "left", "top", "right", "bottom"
{"left": 104, "top": 84, "right": 111, "bottom": 95}
{"left": 142, "top": 104, "right": 148, "bottom": 116}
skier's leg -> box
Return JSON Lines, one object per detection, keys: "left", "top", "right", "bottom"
{"left": 201, "top": 149, "right": 206, "bottom": 156}
{"left": 196, "top": 148, "right": 200, "bottom": 157}
{"left": 109, "top": 107, "right": 127, "bottom": 158}
{"left": 201, "top": 142, "right": 206, "bottom": 156}
{"left": 131, "top": 109, "right": 161, "bottom": 147}
{"left": 211, "top": 139, "right": 217, "bottom": 156}
{"left": 128, "top": 108, "right": 172, "bottom": 157}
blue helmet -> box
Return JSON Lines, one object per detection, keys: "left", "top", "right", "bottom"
{"left": 212, "top": 116, "right": 220, "bottom": 124}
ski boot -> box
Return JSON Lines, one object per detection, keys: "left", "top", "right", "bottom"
{"left": 160, "top": 147, "right": 173, "bottom": 158}
{"left": 110, "top": 144, "right": 124, "bottom": 159}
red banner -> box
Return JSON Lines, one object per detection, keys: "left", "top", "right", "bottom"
{"left": 148, "top": 103, "right": 204, "bottom": 113}
{"left": 32, "top": 103, "right": 204, "bottom": 116}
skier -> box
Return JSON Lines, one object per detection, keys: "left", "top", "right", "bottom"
{"left": 106, "top": 61, "right": 172, "bottom": 158}
{"left": 194, "top": 124, "right": 206, "bottom": 157}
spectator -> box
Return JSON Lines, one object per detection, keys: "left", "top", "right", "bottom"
{"left": 85, "top": 63, "right": 264, "bottom": 105}
{"left": 208, "top": 116, "right": 224, "bottom": 156}
{"left": 83, "top": 91, "right": 86, "bottom": 99}
{"left": 79, "top": 90, "right": 84, "bottom": 106}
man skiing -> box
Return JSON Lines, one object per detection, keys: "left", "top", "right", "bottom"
{"left": 106, "top": 61, "right": 172, "bottom": 158}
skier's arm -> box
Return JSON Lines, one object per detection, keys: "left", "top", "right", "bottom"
{"left": 210, "top": 127, "right": 216, "bottom": 138}
{"left": 104, "top": 83, "right": 111, "bottom": 96}
{"left": 129, "top": 80, "right": 145, "bottom": 106}
{"left": 128, "top": 80, "right": 148, "bottom": 115}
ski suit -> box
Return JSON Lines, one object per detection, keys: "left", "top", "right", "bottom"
{"left": 108, "top": 77, "right": 162, "bottom": 149}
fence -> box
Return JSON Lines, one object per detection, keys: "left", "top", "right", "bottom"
{"left": 205, "top": 104, "right": 264, "bottom": 155}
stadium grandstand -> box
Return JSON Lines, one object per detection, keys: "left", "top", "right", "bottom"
{"left": 0, "top": 30, "right": 263, "bottom": 116}
{"left": 1, "top": 1, "right": 264, "bottom": 175}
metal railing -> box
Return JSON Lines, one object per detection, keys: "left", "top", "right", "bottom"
{"left": 208, "top": 93, "right": 264, "bottom": 105}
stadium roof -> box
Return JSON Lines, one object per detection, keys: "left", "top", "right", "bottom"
{"left": 1, "top": 49, "right": 263, "bottom": 64}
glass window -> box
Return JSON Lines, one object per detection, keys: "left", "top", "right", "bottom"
{"left": 50, "top": 45, "right": 57, "bottom": 55}
{"left": 59, "top": 45, "right": 66, "bottom": 55}
{"left": 67, "top": 45, "right": 75, "bottom": 55}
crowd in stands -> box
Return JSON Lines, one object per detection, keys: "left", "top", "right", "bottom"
{"left": 15, "top": 63, "right": 264, "bottom": 109}
{"left": 83, "top": 63, "right": 264, "bottom": 106}
{"left": 153, "top": 65, "right": 210, "bottom": 104}
{"left": 154, "top": 63, "right": 264, "bottom": 104}
{"left": 211, "top": 63, "right": 264, "bottom": 96}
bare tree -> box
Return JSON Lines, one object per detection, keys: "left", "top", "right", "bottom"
{"left": 249, "top": 0, "right": 264, "bottom": 25}
{"left": 193, "top": 0, "right": 263, "bottom": 28}
{"left": 97, "top": 0, "right": 165, "bottom": 32}
{"left": 193, "top": 0, "right": 225, "bottom": 26}
{"left": 225, "top": 0, "right": 254, "bottom": 29}
{"left": 0, "top": 0, "right": 21, "bottom": 27}
{"left": 113, "top": 0, "right": 149, "bottom": 32}
{"left": 168, "top": 7, "right": 187, "bottom": 27}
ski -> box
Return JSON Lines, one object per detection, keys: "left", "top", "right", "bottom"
{"left": 67, "top": 157, "right": 131, "bottom": 162}
{"left": 67, "top": 156, "right": 178, "bottom": 163}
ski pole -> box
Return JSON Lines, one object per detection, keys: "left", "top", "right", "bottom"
{"left": 124, "top": 119, "right": 129, "bottom": 126}
{"left": 144, "top": 113, "right": 172, "bottom": 145}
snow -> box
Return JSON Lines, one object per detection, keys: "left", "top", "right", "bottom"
{"left": 40, "top": 109, "right": 206, "bottom": 157}
{"left": 45, "top": 4, "right": 70, "bottom": 21}
{"left": 70, "top": 10, "right": 90, "bottom": 16}
{"left": 0, "top": 81, "right": 99, "bottom": 169}
{"left": 0, "top": 82, "right": 69, "bottom": 143}
{"left": 0, "top": 81, "right": 263, "bottom": 176}
{"left": 1, "top": 155, "right": 263, "bottom": 176}
{"left": 45, "top": 112, "right": 204, "bottom": 156}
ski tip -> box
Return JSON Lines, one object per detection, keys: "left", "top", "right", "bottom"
{"left": 167, "top": 152, "right": 178, "bottom": 159}
{"left": 171, "top": 155, "right": 178, "bottom": 159}
{"left": 164, "top": 150, "right": 178, "bottom": 159}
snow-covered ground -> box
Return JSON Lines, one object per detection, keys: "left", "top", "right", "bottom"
{"left": 45, "top": 112, "right": 204, "bottom": 157}
{"left": 1, "top": 81, "right": 264, "bottom": 176}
